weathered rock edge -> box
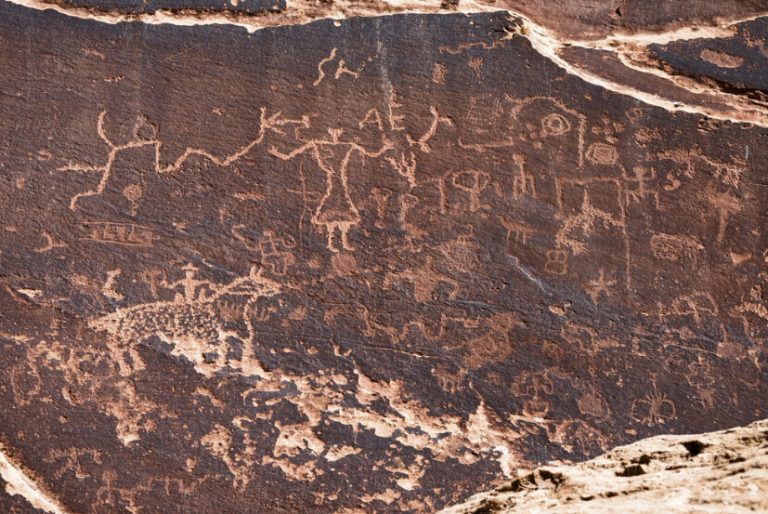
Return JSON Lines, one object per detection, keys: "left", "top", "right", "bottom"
{"left": 441, "top": 419, "right": 768, "bottom": 513}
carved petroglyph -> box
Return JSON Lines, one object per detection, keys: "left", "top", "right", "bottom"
{"left": 462, "top": 313, "right": 520, "bottom": 369}
{"left": 468, "top": 57, "right": 483, "bottom": 79}
{"left": 33, "top": 231, "right": 67, "bottom": 253}
{"left": 313, "top": 47, "right": 361, "bottom": 86}
{"left": 584, "top": 268, "right": 616, "bottom": 304}
{"left": 61, "top": 109, "right": 309, "bottom": 211}
{"left": 585, "top": 142, "right": 618, "bottom": 165}
{"left": 370, "top": 187, "right": 393, "bottom": 229}
{"left": 706, "top": 187, "right": 742, "bottom": 243}
{"left": 102, "top": 269, "right": 124, "bottom": 301}
{"left": 544, "top": 249, "right": 569, "bottom": 276}
{"left": 406, "top": 106, "right": 453, "bottom": 154}
{"left": 669, "top": 292, "right": 720, "bottom": 327}
{"left": 386, "top": 151, "right": 418, "bottom": 190}
{"left": 658, "top": 146, "right": 748, "bottom": 188}
{"left": 388, "top": 87, "right": 406, "bottom": 132}
{"left": 89, "top": 263, "right": 283, "bottom": 379}
{"left": 449, "top": 169, "right": 492, "bottom": 213}
{"left": 433, "top": 364, "right": 467, "bottom": 394}
{"left": 384, "top": 256, "right": 459, "bottom": 303}
{"left": 624, "top": 166, "right": 660, "bottom": 209}
{"left": 500, "top": 217, "right": 534, "bottom": 247}
{"left": 560, "top": 321, "right": 620, "bottom": 354}
{"left": 314, "top": 47, "right": 338, "bottom": 86}
{"left": 259, "top": 230, "right": 296, "bottom": 275}
{"left": 437, "top": 234, "right": 481, "bottom": 273}
{"left": 630, "top": 382, "right": 677, "bottom": 426}
{"left": 44, "top": 448, "right": 103, "bottom": 482}
{"left": 577, "top": 388, "right": 611, "bottom": 422}
{"left": 81, "top": 222, "right": 156, "bottom": 247}
{"left": 432, "top": 62, "right": 447, "bottom": 84}
{"left": 359, "top": 108, "right": 384, "bottom": 131}
{"left": 139, "top": 269, "right": 166, "bottom": 299}
{"left": 270, "top": 129, "right": 391, "bottom": 252}
{"left": 122, "top": 183, "right": 143, "bottom": 216}
{"left": 733, "top": 276, "right": 768, "bottom": 342}
{"left": 512, "top": 370, "right": 554, "bottom": 418}
{"left": 555, "top": 180, "right": 626, "bottom": 256}
{"left": 231, "top": 224, "right": 259, "bottom": 252}
{"left": 541, "top": 113, "right": 571, "bottom": 137}
{"left": 510, "top": 154, "right": 536, "bottom": 200}
{"left": 650, "top": 233, "right": 704, "bottom": 262}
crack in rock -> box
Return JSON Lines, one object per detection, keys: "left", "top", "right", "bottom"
{"left": 4, "top": 0, "right": 768, "bottom": 126}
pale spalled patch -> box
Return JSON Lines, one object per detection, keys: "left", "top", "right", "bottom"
{"left": 228, "top": 363, "right": 527, "bottom": 495}
{"left": 324, "top": 445, "right": 361, "bottom": 462}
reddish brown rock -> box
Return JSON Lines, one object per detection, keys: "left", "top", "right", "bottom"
{"left": 0, "top": 1, "right": 766, "bottom": 513}
{"left": 499, "top": 0, "right": 768, "bottom": 39}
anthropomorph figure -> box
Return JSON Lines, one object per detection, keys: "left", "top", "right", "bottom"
{"left": 270, "top": 128, "right": 391, "bottom": 252}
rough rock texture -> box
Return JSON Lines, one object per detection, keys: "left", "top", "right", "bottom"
{"left": 440, "top": 419, "right": 768, "bottom": 513}
{"left": 25, "top": 0, "right": 768, "bottom": 39}
{"left": 649, "top": 18, "right": 768, "bottom": 97}
{"left": 40, "top": 0, "right": 285, "bottom": 14}
{"left": 0, "top": 1, "right": 767, "bottom": 513}
{"left": 500, "top": 0, "right": 768, "bottom": 40}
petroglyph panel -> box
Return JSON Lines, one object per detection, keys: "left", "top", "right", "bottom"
{"left": 0, "top": 3, "right": 767, "bottom": 513}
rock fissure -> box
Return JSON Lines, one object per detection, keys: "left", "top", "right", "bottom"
{"left": 5, "top": 0, "right": 768, "bottom": 126}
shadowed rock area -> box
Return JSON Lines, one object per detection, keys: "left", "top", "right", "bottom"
{"left": 441, "top": 419, "right": 768, "bottom": 513}
{"left": 0, "top": 0, "right": 766, "bottom": 513}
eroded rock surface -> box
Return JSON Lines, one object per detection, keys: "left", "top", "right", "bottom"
{"left": 441, "top": 419, "right": 768, "bottom": 513}
{"left": 0, "top": 1, "right": 767, "bottom": 513}
{"left": 23, "top": 0, "right": 768, "bottom": 39}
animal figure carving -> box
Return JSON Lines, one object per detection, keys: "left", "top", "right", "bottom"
{"left": 89, "top": 265, "right": 283, "bottom": 376}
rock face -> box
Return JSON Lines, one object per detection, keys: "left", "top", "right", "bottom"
{"left": 440, "top": 419, "right": 768, "bottom": 513}
{"left": 0, "top": 1, "right": 767, "bottom": 513}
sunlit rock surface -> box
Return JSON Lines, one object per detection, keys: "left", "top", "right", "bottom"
{"left": 441, "top": 419, "right": 768, "bottom": 513}
{"left": 0, "top": 0, "right": 766, "bottom": 512}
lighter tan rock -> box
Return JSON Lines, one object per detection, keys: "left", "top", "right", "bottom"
{"left": 441, "top": 419, "right": 768, "bottom": 513}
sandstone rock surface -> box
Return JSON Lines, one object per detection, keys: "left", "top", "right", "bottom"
{"left": 0, "top": 1, "right": 766, "bottom": 513}
{"left": 441, "top": 419, "right": 768, "bottom": 513}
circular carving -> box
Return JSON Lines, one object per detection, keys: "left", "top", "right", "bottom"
{"left": 541, "top": 112, "right": 571, "bottom": 136}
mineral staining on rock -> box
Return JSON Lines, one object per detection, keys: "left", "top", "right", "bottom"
{"left": 0, "top": 1, "right": 767, "bottom": 513}
{"left": 440, "top": 419, "right": 768, "bottom": 513}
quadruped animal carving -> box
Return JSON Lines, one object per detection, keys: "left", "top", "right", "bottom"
{"left": 89, "top": 263, "right": 283, "bottom": 377}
